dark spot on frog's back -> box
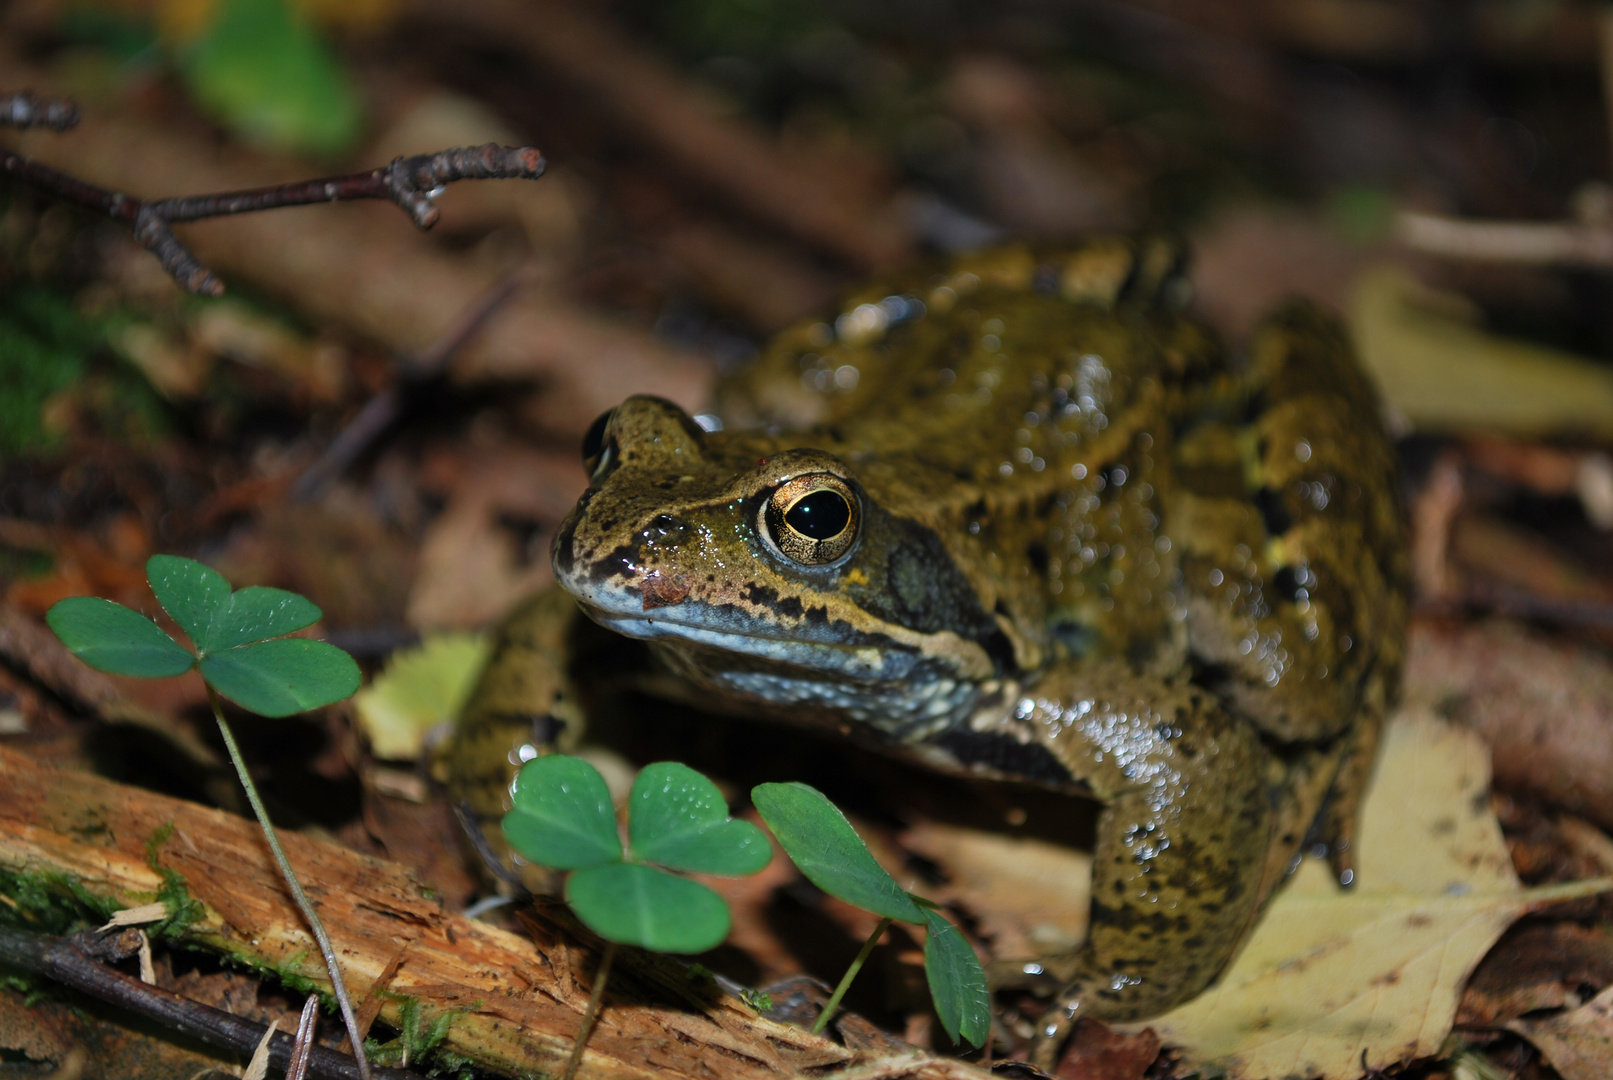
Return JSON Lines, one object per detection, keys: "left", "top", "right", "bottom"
{"left": 1254, "top": 486, "right": 1292, "bottom": 537}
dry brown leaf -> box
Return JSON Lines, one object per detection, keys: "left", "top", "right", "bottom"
{"left": 1404, "top": 618, "right": 1613, "bottom": 832}
{"left": 1120, "top": 708, "right": 1612, "bottom": 1080}
{"left": 1054, "top": 1019, "right": 1160, "bottom": 1080}
{"left": 1457, "top": 922, "right": 1613, "bottom": 1026}
{"left": 900, "top": 822, "right": 1091, "bottom": 959}
{"left": 1510, "top": 982, "right": 1613, "bottom": 1080}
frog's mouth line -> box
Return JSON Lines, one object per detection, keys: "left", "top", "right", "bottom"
{"left": 579, "top": 601, "right": 910, "bottom": 680}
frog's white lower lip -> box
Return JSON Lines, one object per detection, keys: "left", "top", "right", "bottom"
{"left": 586, "top": 604, "right": 865, "bottom": 656}
{"left": 575, "top": 597, "right": 914, "bottom": 680}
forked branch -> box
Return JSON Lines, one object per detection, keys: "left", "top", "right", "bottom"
{"left": 1, "top": 90, "right": 545, "bottom": 295}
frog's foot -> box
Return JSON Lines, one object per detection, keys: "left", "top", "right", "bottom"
{"left": 986, "top": 953, "right": 1079, "bottom": 994}
{"left": 1317, "top": 700, "right": 1386, "bottom": 886}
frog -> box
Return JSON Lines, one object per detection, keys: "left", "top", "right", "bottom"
{"left": 438, "top": 238, "right": 1407, "bottom": 1060}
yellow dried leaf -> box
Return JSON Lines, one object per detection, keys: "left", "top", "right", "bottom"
{"left": 352, "top": 632, "right": 491, "bottom": 760}
{"left": 1122, "top": 709, "right": 1612, "bottom": 1080}
{"left": 1350, "top": 267, "right": 1613, "bottom": 438}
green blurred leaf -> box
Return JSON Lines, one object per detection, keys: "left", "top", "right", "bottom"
{"left": 146, "top": 555, "right": 230, "bottom": 651}
{"left": 353, "top": 632, "right": 491, "bottom": 760}
{"left": 503, "top": 755, "right": 622, "bottom": 870}
{"left": 45, "top": 597, "right": 195, "bottom": 678}
{"left": 199, "top": 638, "right": 360, "bottom": 717}
{"left": 182, "top": 0, "right": 363, "bottom": 157}
{"left": 921, "top": 907, "right": 989, "bottom": 1047}
{"left": 751, "top": 782, "right": 924, "bottom": 922}
{"left": 566, "top": 863, "right": 731, "bottom": 953}
{"left": 629, "top": 762, "right": 771, "bottom": 876}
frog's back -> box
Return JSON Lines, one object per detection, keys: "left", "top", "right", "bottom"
{"left": 714, "top": 240, "right": 1234, "bottom": 672}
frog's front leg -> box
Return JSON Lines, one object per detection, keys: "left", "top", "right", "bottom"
{"left": 956, "top": 661, "right": 1332, "bottom": 1066}
{"left": 433, "top": 585, "right": 614, "bottom": 884}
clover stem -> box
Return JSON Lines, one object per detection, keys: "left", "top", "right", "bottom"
{"left": 564, "top": 940, "right": 617, "bottom": 1080}
{"left": 206, "top": 686, "right": 372, "bottom": 1080}
{"left": 810, "top": 916, "right": 892, "bottom": 1036}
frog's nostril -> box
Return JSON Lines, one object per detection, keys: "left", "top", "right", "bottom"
{"left": 646, "top": 513, "right": 685, "bottom": 537}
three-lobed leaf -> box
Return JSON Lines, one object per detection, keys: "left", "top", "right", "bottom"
{"left": 629, "top": 762, "right": 771, "bottom": 876}
{"left": 503, "top": 755, "right": 623, "bottom": 870}
{"left": 147, "top": 555, "right": 322, "bottom": 654}
{"left": 752, "top": 782, "right": 925, "bottom": 922}
{"left": 921, "top": 907, "right": 990, "bottom": 1047}
{"left": 45, "top": 597, "right": 196, "bottom": 678}
{"left": 567, "top": 862, "right": 732, "bottom": 954}
{"left": 49, "top": 556, "right": 356, "bottom": 718}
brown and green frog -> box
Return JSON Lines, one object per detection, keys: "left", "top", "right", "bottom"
{"left": 438, "top": 238, "right": 1407, "bottom": 1057}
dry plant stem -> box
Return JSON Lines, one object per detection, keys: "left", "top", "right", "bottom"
{"left": 207, "top": 685, "right": 373, "bottom": 1080}
{"left": 0, "top": 926, "right": 419, "bottom": 1080}
{"left": 563, "top": 941, "right": 618, "bottom": 1080}
{"left": 1396, "top": 211, "right": 1613, "bottom": 267}
{"left": 290, "top": 995, "right": 322, "bottom": 1080}
{"left": 0, "top": 117, "right": 545, "bottom": 295}
{"left": 812, "top": 917, "right": 893, "bottom": 1037}
{"left": 291, "top": 267, "right": 529, "bottom": 500}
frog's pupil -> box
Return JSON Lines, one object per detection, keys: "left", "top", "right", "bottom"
{"left": 785, "top": 490, "right": 850, "bottom": 539}
{"left": 581, "top": 409, "right": 613, "bottom": 464}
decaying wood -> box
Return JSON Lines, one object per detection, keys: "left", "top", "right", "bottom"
{"left": 0, "top": 746, "right": 983, "bottom": 1080}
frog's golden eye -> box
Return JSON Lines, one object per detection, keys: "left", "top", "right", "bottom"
{"left": 763, "top": 475, "right": 860, "bottom": 566}
{"left": 581, "top": 409, "right": 615, "bottom": 480}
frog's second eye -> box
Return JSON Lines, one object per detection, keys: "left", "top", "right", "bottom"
{"left": 581, "top": 409, "right": 615, "bottom": 480}
{"left": 763, "top": 475, "right": 860, "bottom": 566}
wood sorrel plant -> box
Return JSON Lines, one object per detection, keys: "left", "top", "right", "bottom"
{"left": 501, "top": 754, "right": 773, "bottom": 1080}
{"left": 47, "top": 555, "right": 369, "bottom": 1079}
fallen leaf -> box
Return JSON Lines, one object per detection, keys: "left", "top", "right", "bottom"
{"left": 1055, "top": 1019, "right": 1160, "bottom": 1080}
{"left": 1349, "top": 266, "right": 1613, "bottom": 438}
{"left": 1457, "top": 922, "right": 1613, "bottom": 1026}
{"left": 901, "top": 821, "right": 1091, "bottom": 959}
{"left": 1120, "top": 708, "right": 1612, "bottom": 1080}
{"left": 353, "top": 631, "right": 492, "bottom": 760}
{"left": 1510, "top": 981, "right": 1613, "bottom": 1080}
{"left": 1404, "top": 618, "right": 1613, "bottom": 832}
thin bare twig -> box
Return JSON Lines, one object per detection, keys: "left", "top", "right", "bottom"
{"left": 1395, "top": 211, "right": 1613, "bottom": 268}
{"left": 0, "top": 93, "right": 545, "bottom": 295}
{"left": 0, "top": 925, "right": 423, "bottom": 1080}
{"left": 0, "top": 90, "right": 78, "bottom": 130}
{"left": 290, "top": 268, "right": 530, "bottom": 500}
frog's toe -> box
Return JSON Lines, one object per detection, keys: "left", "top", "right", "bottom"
{"left": 986, "top": 954, "right": 1076, "bottom": 993}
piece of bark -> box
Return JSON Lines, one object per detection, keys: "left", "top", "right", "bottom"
{"left": 0, "top": 52, "right": 713, "bottom": 438}
{"left": 1404, "top": 617, "right": 1613, "bottom": 832}
{"left": 406, "top": 0, "right": 910, "bottom": 272}
{"left": 0, "top": 744, "right": 882, "bottom": 1079}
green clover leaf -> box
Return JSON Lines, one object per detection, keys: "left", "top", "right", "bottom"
{"left": 628, "top": 762, "right": 771, "bottom": 876}
{"left": 566, "top": 863, "right": 732, "bottom": 954}
{"left": 45, "top": 596, "right": 195, "bottom": 678}
{"left": 751, "top": 782, "right": 925, "bottom": 922}
{"left": 503, "top": 755, "right": 623, "bottom": 870}
{"left": 922, "top": 907, "right": 990, "bottom": 1047}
